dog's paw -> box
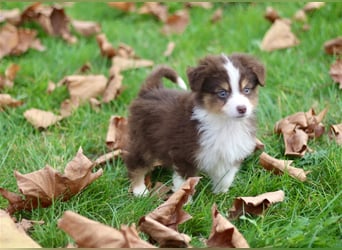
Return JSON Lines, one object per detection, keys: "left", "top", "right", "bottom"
{"left": 132, "top": 184, "right": 149, "bottom": 197}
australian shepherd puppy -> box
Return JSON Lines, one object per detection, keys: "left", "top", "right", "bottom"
{"left": 123, "top": 53, "right": 265, "bottom": 196}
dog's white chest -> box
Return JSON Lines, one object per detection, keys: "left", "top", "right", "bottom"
{"left": 192, "top": 108, "right": 256, "bottom": 173}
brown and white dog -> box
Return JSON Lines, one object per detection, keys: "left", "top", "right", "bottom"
{"left": 123, "top": 53, "right": 265, "bottom": 196}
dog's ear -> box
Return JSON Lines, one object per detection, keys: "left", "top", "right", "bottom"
{"left": 232, "top": 53, "right": 266, "bottom": 86}
{"left": 186, "top": 65, "right": 205, "bottom": 92}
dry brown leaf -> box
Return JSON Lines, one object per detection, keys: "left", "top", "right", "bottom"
{"left": 228, "top": 190, "right": 285, "bottom": 219}
{"left": 261, "top": 19, "right": 300, "bottom": 52}
{"left": 150, "top": 182, "right": 172, "bottom": 201}
{"left": 116, "top": 43, "right": 136, "bottom": 58}
{"left": 59, "top": 74, "right": 108, "bottom": 101}
{"left": 0, "top": 148, "right": 102, "bottom": 214}
{"left": 94, "top": 150, "right": 122, "bottom": 166}
{"left": 139, "top": 216, "right": 191, "bottom": 247}
{"left": 163, "top": 41, "right": 176, "bottom": 57}
{"left": 255, "top": 138, "right": 265, "bottom": 151}
{"left": 329, "top": 124, "right": 342, "bottom": 145}
{"left": 96, "top": 33, "right": 116, "bottom": 58}
{"left": 138, "top": 2, "right": 168, "bottom": 22}
{"left": 5, "top": 64, "right": 20, "bottom": 83}
{"left": 161, "top": 10, "right": 190, "bottom": 35}
{"left": 108, "top": 2, "right": 136, "bottom": 12}
{"left": 0, "top": 8, "right": 21, "bottom": 25}
{"left": 293, "top": 9, "right": 307, "bottom": 22}
{"left": 71, "top": 19, "right": 101, "bottom": 36}
{"left": 0, "top": 94, "right": 23, "bottom": 111}
{"left": 324, "top": 37, "right": 342, "bottom": 55}
{"left": 89, "top": 97, "right": 101, "bottom": 112}
{"left": 329, "top": 59, "right": 342, "bottom": 89}
{"left": 283, "top": 128, "right": 308, "bottom": 157}
{"left": 58, "top": 211, "right": 155, "bottom": 248}
{"left": 112, "top": 56, "right": 154, "bottom": 71}
{"left": 103, "top": 70, "right": 124, "bottom": 103}
{"left": 20, "top": 3, "right": 77, "bottom": 44}
{"left": 46, "top": 81, "right": 56, "bottom": 94}
{"left": 59, "top": 97, "right": 80, "bottom": 118}
{"left": 264, "top": 6, "right": 280, "bottom": 23}
{"left": 302, "top": 2, "right": 325, "bottom": 12}
{"left": 24, "top": 108, "right": 63, "bottom": 129}
{"left": 78, "top": 62, "right": 92, "bottom": 73}
{"left": 207, "top": 204, "right": 249, "bottom": 248}
{"left": 211, "top": 8, "right": 223, "bottom": 23}
{"left": 139, "top": 177, "right": 200, "bottom": 247}
{"left": 185, "top": 2, "right": 213, "bottom": 9}
{"left": 0, "top": 210, "right": 41, "bottom": 248}
{"left": 259, "top": 152, "right": 310, "bottom": 182}
{"left": 106, "top": 116, "right": 128, "bottom": 151}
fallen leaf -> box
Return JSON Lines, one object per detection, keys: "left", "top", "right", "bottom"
{"left": 102, "top": 69, "right": 124, "bottom": 103}
{"left": 46, "top": 81, "right": 56, "bottom": 94}
{"left": 259, "top": 152, "right": 310, "bottom": 182}
{"left": 139, "top": 216, "right": 191, "bottom": 247}
{"left": 89, "top": 97, "right": 101, "bottom": 112}
{"left": 329, "top": 59, "right": 342, "bottom": 89}
{"left": 71, "top": 19, "right": 101, "bottom": 36}
{"left": 58, "top": 211, "right": 155, "bottom": 248}
{"left": 161, "top": 10, "right": 190, "bottom": 35}
{"left": 0, "top": 94, "right": 23, "bottom": 111}
{"left": 150, "top": 182, "right": 172, "bottom": 200}
{"left": 275, "top": 108, "right": 327, "bottom": 156}
{"left": 20, "top": 3, "right": 77, "bottom": 44}
{"left": 207, "top": 204, "right": 249, "bottom": 248}
{"left": 59, "top": 97, "right": 80, "bottom": 118}
{"left": 106, "top": 116, "right": 128, "bottom": 150}
{"left": 108, "top": 2, "right": 136, "bottom": 12}
{"left": 163, "top": 41, "right": 176, "bottom": 57}
{"left": 0, "top": 148, "right": 102, "bottom": 214}
{"left": 0, "top": 210, "right": 41, "bottom": 248}
{"left": 59, "top": 74, "right": 108, "bottom": 101}
{"left": 139, "top": 177, "right": 200, "bottom": 247}
{"left": 255, "top": 138, "right": 265, "bottom": 151}
{"left": 185, "top": 2, "right": 213, "bottom": 9}
{"left": 0, "top": 8, "right": 21, "bottom": 25}
{"left": 94, "top": 149, "right": 122, "bottom": 166}
{"left": 24, "top": 108, "right": 63, "bottom": 129}
{"left": 138, "top": 2, "right": 168, "bottom": 22}
{"left": 329, "top": 124, "right": 342, "bottom": 145}
{"left": 116, "top": 43, "right": 136, "bottom": 59}
{"left": 324, "top": 37, "right": 342, "bottom": 55}
{"left": 96, "top": 33, "right": 116, "bottom": 58}
{"left": 78, "top": 62, "right": 92, "bottom": 73}
{"left": 112, "top": 56, "right": 154, "bottom": 71}
{"left": 302, "top": 2, "right": 325, "bottom": 12}
{"left": 261, "top": 19, "right": 300, "bottom": 52}
{"left": 210, "top": 8, "right": 223, "bottom": 23}
{"left": 228, "top": 190, "right": 285, "bottom": 219}
{"left": 264, "top": 6, "right": 280, "bottom": 23}
{"left": 293, "top": 9, "right": 307, "bottom": 22}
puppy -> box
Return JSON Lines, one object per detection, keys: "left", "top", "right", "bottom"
{"left": 123, "top": 53, "right": 265, "bottom": 196}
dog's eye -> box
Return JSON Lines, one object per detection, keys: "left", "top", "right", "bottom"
{"left": 217, "top": 90, "right": 228, "bottom": 99}
{"left": 243, "top": 87, "right": 251, "bottom": 94}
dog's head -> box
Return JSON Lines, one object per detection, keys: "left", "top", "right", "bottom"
{"left": 187, "top": 53, "right": 265, "bottom": 119}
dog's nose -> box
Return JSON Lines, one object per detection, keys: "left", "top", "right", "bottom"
{"left": 237, "top": 105, "right": 247, "bottom": 114}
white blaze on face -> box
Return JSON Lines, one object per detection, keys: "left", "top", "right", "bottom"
{"left": 222, "top": 55, "right": 253, "bottom": 118}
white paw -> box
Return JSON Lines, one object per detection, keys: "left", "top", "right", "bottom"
{"left": 132, "top": 184, "right": 149, "bottom": 197}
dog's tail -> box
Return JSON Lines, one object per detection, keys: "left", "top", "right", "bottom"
{"left": 138, "top": 66, "right": 187, "bottom": 96}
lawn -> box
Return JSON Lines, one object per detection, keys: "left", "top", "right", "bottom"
{"left": 0, "top": 2, "right": 341, "bottom": 248}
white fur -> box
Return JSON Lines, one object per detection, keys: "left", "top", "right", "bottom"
{"left": 172, "top": 172, "right": 186, "bottom": 192}
{"left": 222, "top": 55, "right": 253, "bottom": 118}
{"left": 177, "top": 76, "right": 187, "bottom": 90}
{"left": 192, "top": 107, "right": 256, "bottom": 193}
{"left": 132, "top": 178, "right": 149, "bottom": 197}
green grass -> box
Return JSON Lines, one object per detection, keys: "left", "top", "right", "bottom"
{"left": 1, "top": 2, "right": 341, "bottom": 248}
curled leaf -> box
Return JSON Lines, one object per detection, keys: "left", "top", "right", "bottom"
{"left": 324, "top": 37, "right": 342, "bottom": 55}
{"left": 112, "top": 56, "right": 154, "bottom": 71}
{"left": 96, "top": 33, "right": 116, "bottom": 58}
{"left": 0, "top": 94, "right": 23, "bottom": 111}
{"left": 106, "top": 116, "right": 128, "bottom": 151}
{"left": 58, "top": 211, "right": 154, "bottom": 248}
{"left": 264, "top": 6, "right": 280, "bottom": 23}
{"left": 329, "top": 124, "right": 342, "bottom": 145}
{"left": 161, "top": 10, "right": 190, "bottom": 35}
{"left": 71, "top": 19, "right": 101, "bottom": 36}
{"left": 138, "top": 2, "right": 168, "bottom": 22}
{"left": 207, "top": 204, "right": 249, "bottom": 248}
{"left": 259, "top": 152, "right": 310, "bottom": 182}
{"left": 228, "top": 190, "right": 285, "bottom": 219}
{"left": 94, "top": 149, "right": 122, "bottom": 166}
{"left": 329, "top": 59, "right": 342, "bottom": 89}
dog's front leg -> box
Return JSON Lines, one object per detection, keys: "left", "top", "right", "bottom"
{"left": 211, "top": 165, "right": 240, "bottom": 194}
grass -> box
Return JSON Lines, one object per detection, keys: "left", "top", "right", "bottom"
{"left": 1, "top": 2, "right": 341, "bottom": 248}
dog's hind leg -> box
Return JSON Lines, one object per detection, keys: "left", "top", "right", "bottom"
{"left": 128, "top": 168, "right": 150, "bottom": 197}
